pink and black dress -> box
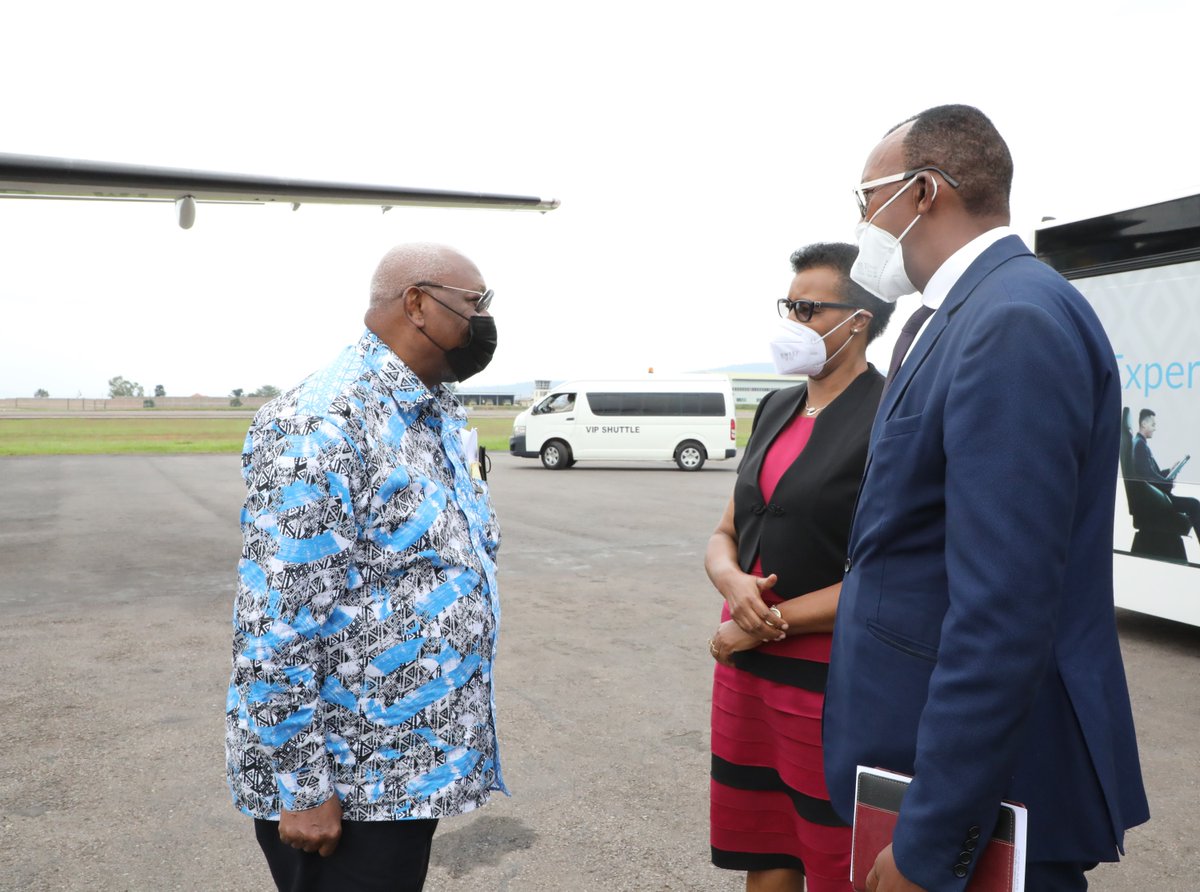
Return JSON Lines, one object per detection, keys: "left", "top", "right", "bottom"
{"left": 711, "top": 369, "right": 883, "bottom": 890}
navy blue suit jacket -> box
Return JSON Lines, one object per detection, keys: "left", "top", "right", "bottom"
{"left": 823, "top": 236, "right": 1149, "bottom": 891}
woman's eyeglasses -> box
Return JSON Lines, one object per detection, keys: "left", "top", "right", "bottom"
{"left": 777, "top": 298, "right": 858, "bottom": 322}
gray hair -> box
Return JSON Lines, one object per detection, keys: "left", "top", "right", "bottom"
{"left": 368, "top": 243, "right": 469, "bottom": 309}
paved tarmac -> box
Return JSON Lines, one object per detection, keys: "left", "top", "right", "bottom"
{"left": 0, "top": 454, "right": 1195, "bottom": 891}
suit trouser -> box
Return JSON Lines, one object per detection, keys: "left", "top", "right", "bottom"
{"left": 1025, "top": 860, "right": 1097, "bottom": 891}
{"left": 1169, "top": 494, "right": 1200, "bottom": 537}
{"left": 254, "top": 817, "right": 439, "bottom": 892}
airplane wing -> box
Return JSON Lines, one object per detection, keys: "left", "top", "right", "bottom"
{"left": 0, "top": 152, "right": 559, "bottom": 228}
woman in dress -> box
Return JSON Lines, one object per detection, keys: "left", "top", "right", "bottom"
{"left": 706, "top": 242, "right": 894, "bottom": 892}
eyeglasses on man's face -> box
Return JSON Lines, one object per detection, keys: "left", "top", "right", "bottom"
{"left": 415, "top": 281, "right": 494, "bottom": 314}
{"left": 853, "top": 166, "right": 960, "bottom": 218}
{"left": 777, "top": 298, "right": 858, "bottom": 322}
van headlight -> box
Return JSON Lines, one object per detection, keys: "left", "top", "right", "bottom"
{"left": 513, "top": 424, "right": 525, "bottom": 435}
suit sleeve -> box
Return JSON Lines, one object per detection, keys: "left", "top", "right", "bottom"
{"left": 891, "top": 296, "right": 1100, "bottom": 888}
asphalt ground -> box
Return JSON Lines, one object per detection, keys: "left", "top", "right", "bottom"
{"left": 0, "top": 453, "right": 1195, "bottom": 891}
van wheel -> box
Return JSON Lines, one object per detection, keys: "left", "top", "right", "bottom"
{"left": 541, "top": 440, "right": 572, "bottom": 470}
{"left": 675, "top": 440, "right": 706, "bottom": 471}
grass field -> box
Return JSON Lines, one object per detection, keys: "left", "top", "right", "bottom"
{"left": 0, "top": 417, "right": 253, "bottom": 456}
{"left": 0, "top": 410, "right": 756, "bottom": 456}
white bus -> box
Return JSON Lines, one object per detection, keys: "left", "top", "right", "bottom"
{"left": 509, "top": 375, "right": 737, "bottom": 471}
{"left": 1035, "top": 190, "right": 1200, "bottom": 628}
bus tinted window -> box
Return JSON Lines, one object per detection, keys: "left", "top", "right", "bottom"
{"left": 586, "top": 392, "right": 725, "bottom": 416}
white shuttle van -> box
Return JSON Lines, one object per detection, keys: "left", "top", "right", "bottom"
{"left": 509, "top": 375, "right": 737, "bottom": 471}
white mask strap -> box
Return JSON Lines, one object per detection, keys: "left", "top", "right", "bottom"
{"left": 867, "top": 174, "right": 919, "bottom": 225}
{"left": 820, "top": 309, "right": 865, "bottom": 366}
{"left": 869, "top": 172, "right": 938, "bottom": 239}
{"left": 821, "top": 308, "right": 864, "bottom": 341}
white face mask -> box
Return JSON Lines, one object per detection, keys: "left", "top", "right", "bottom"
{"left": 769, "top": 310, "right": 863, "bottom": 376}
{"left": 850, "top": 175, "right": 936, "bottom": 302}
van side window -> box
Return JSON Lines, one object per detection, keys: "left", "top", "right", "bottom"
{"left": 586, "top": 392, "right": 725, "bottom": 416}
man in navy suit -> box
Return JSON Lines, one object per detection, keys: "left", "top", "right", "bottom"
{"left": 1132, "top": 408, "right": 1199, "bottom": 535}
{"left": 823, "top": 105, "right": 1149, "bottom": 892}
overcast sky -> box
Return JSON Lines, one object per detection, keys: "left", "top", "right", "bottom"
{"left": 2, "top": 0, "right": 1197, "bottom": 398}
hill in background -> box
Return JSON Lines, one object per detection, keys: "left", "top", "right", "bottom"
{"left": 466, "top": 362, "right": 774, "bottom": 399}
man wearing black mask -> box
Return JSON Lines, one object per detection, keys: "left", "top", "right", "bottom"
{"left": 226, "top": 243, "right": 505, "bottom": 892}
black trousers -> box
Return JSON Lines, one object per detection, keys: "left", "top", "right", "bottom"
{"left": 255, "top": 817, "right": 439, "bottom": 892}
{"left": 1170, "top": 494, "right": 1200, "bottom": 537}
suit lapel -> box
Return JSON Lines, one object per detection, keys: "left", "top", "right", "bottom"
{"left": 762, "top": 384, "right": 807, "bottom": 447}
{"left": 745, "top": 385, "right": 807, "bottom": 475}
{"left": 877, "top": 235, "right": 1032, "bottom": 423}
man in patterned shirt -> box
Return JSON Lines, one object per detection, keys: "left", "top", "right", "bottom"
{"left": 226, "top": 243, "right": 502, "bottom": 891}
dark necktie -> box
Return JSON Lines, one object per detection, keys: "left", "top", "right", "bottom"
{"left": 884, "top": 304, "right": 936, "bottom": 392}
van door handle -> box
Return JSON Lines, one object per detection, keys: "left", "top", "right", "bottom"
{"left": 565, "top": 416, "right": 574, "bottom": 421}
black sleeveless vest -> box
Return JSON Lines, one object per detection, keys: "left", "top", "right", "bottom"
{"left": 733, "top": 367, "right": 883, "bottom": 599}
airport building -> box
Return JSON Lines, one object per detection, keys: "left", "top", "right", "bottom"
{"left": 455, "top": 389, "right": 517, "bottom": 407}
{"left": 722, "top": 373, "right": 806, "bottom": 407}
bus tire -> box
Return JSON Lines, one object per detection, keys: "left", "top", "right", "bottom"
{"left": 675, "top": 440, "right": 706, "bottom": 471}
{"left": 541, "top": 440, "right": 572, "bottom": 470}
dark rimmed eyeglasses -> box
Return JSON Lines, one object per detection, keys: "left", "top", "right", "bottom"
{"left": 853, "top": 166, "right": 960, "bottom": 218}
{"left": 777, "top": 298, "right": 858, "bottom": 322}
{"left": 414, "top": 281, "right": 494, "bottom": 314}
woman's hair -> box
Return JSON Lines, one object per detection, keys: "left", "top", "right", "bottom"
{"left": 789, "top": 242, "right": 895, "bottom": 342}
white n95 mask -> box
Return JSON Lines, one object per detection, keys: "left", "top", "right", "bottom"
{"left": 850, "top": 175, "right": 937, "bottom": 302}
{"left": 769, "top": 311, "right": 863, "bottom": 376}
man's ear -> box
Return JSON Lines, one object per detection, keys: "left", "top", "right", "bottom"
{"left": 402, "top": 285, "right": 426, "bottom": 326}
{"left": 915, "top": 173, "right": 940, "bottom": 213}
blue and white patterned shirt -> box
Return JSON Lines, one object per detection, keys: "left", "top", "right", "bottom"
{"left": 225, "top": 329, "right": 505, "bottom": 821}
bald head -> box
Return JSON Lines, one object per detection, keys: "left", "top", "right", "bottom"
{"left": 368, "top": 243, "right": 482, "bottom": 310}
{"left": 363, "top": 242, "right": 489, "bottom": 388}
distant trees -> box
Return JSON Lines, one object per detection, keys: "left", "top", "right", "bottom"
{"left": 34, "top": 388, "right": 49, "bottom": 398}
{"left": 96, "top": 380, "right": 278, "bottom": 406}
{"left": 108, "top": 376, "right": 144, "bottom": 398}
{"left": 227, "top": 385, "right": 280, "bottom": 407}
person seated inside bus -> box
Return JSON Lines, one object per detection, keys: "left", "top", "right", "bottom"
{"left": 1133, "top": 408, "right": 1199, "bottom": 538}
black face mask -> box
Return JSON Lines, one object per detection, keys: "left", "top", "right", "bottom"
{"left": 411, "top": 288, "right": 499, "bottom": 382}
{"left": 444, "top": 315, "right": 497, "bottom": 382}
